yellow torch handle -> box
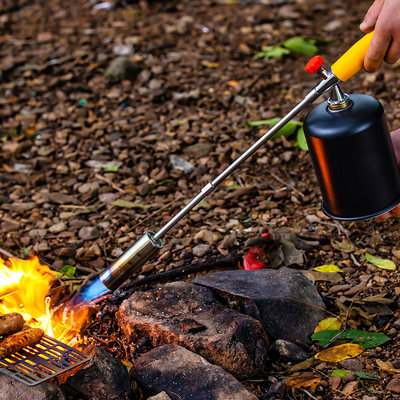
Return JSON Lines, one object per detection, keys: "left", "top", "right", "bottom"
{"left": 331, "top": 31, "right": 374, "bottom": 82}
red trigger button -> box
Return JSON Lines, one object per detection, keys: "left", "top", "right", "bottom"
{"left": 306, "top": 56, "right": 323, "bottom": 74}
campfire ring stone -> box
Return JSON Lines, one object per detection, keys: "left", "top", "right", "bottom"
{"left": 117, "top": 281, "right": 269, "bottom": 379}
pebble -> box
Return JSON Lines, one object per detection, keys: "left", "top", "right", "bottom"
{"left": 193, "top": 244, "right": 211, "bottom": 257}
{"left": 78, "top": 226, "right": 102, "bottom": 240}
{"left": 362, "top": 396, "right": 378, "bottom": 400}
{"left": 34, "top": 241, "right": 50, "bottom": 252}
{"left": 49, "top": 222, "right": 67, "bottom": 233}
{"left": 29, "top": 229, "right": 47, "bottom": 238}
{"left": 342, "top": 381, "right": 359, "bottom": 395}
{"left": 339, "top": 358, "right": 364, "bottom": 371}
{"left": 387, "top": 375, "right": 400, "bottom": 393}
{"left": 142, "top": 263, "right": 155, "bottom": 273}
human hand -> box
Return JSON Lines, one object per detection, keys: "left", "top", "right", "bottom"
{"left": 379, "top": 128, "right": 400, "bottom": 218}
{"left": 360, "top": 0, "right": 400, "bottom": 72}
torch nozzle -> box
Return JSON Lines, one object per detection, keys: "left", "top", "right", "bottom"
{"left": 99, "top": 231, "right": 163, "bottom": 291}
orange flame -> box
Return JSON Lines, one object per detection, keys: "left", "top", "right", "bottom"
{"left": 0, "top": 256, "right": 88, "bottom": 346}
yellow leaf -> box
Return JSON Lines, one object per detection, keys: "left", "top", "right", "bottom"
{"left": 313, "top": 264, "right": 343, "bottom": 273}
{"left": 285, "top": 373, "right": 321, "bottom": 390}
{"left": 314, "top": 317, "right": 342, "bottom": 333}
{"left": 315, "top": 343, "right": 364, "bottom": 362}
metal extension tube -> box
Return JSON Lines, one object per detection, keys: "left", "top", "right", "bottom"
{"left": 100, "top": 73, "right": 339, "bottom": 291}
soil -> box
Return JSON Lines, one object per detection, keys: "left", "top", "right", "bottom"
{"left": 1, "top": 0, "right": 400, "bottom": 399}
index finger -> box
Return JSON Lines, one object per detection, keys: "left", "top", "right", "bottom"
{"left": 364, "top": 30, "right": 391, "bottom": 71}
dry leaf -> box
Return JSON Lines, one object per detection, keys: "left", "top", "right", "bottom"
{"left": 314, "top": 317, "right": 342, "bottom": 333}
{"left": 315, "top": 343, "right": 364, "bottom": 362}
{"left": 302, "top": 270, "right": 342, "bottom": 283}
{"left": 331, "top": 239, "right": 355, "bottom": 253}
{"left": 284, "top": 357, "right": 315, "bottom": 373}
{"left": 376, "top": 359, "right": 400, "bottom": 374}
{"left": 285, "top": 373, "right": 321, "bottom": 390}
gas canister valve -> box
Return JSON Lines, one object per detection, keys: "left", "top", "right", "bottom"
{"left": 306, "top": 56, "right": 351, "bottom": 111}
{"left": 328, "top": 84, "right": 352, "bottom": 110}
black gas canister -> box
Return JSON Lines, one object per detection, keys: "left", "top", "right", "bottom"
{"left": 304, "top": 93, "right": 400, "bottom": 220}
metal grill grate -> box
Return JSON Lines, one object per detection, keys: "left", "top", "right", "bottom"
{"left": 0, "top": 333, "right": 91, "bottom": 386}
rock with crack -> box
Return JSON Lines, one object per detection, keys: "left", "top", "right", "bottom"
{"left": 133, "top": 344, "right": 258, "bottom": 400}
{"left": 193, "top": 268, "right": 326, "bottom": 345}
{"left": 117, "top": 281, "right": 269, "bottom": 379}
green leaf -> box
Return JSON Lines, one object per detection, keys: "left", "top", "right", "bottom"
{"left": 104, "top": 166, "right": 119, "bottom": 172}
{"left": 57, "top": 265, "right": 76, "bottom": 278}
{"left": 253, "top": 46, "right": 290, "bottom": 59}
{"left": 312, "top": 329, "right": 391, "bottom": 349}
{"left": 365, "top": 252, "right": 396, "bottom": 271}
{"left": 295, "top": 127, "right": 308, "bottom": 151}
{"left": 246, "top": 118, "right": 302, "bottom": 139}
{"left": 332, "top": 369, "right": 349, "bottom": 379}
{"left": 341, "top": 329, "right": 391, "bottom": 349}
{"left": 246, "top": 118, "right": 281, "bottom": 127}
{"left": 354, "top": 371, "right": 378, "bottom": 380}
{"left": 282, "top": 37, "right": 318, "bottom": 55}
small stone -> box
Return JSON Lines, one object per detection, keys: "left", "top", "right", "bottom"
{"left": 271, "top": 339, "right": 309, "bottom": 361}
{"left": 54, "top": 247, "right": 76, "bottom": 258}
{"left": 387, "top": 375, "right": 400, "bottom": 393}
{"left": 342, "top": 381, "right": 359, "bottom": 395}
{"left": 136, "top": 182, "right": 152, "bottom": 196}
{"left": 105, "top": 57, "right": 142, "bottom": 81}
{"left": 78, "top": 182, "right": 100, "bottom": 195}
{"left": 282, "top": 151, "right": 293, "bottom": 162}
{"left": 220, "top": 233, "right": 237, "bottom": 249}
{"left": 49, "top": 222, "right": 67, "bottom": 233}
{"left": 362, "top": 396, "right": 378, "bottom": 400}
{"left": 169, "top": 155, "right": 195, "bottom": 174}
{"left": 99, "top": 193, "right": 120, "bottom": 203}
{"left": 78, "top": 226, "right": 102, "bottom": 240}
{"left": 142, "top": 263, "right": 155, "bottom": 273}
{"left": 324, "top": 19, "right": 343, "bottom": 32}
{"left": 192, "top": 244, "right": 211, "bottom": 257}
{"left": 34, "top": 241, "right": 50, "bottom": 252}
{"left": 147, "top": 393, "right": 172, "bottom": 400}
{"left": 339, "top": 358, "right": 364, "bottom": 371}
{"left": 194, "top": 229, "right": 220, "bottom": 245}
{"left": 29, "top": 229, "right": 47, "bottom": 238}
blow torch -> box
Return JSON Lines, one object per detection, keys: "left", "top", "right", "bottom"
{"left": 78, "top": 31, "right": 400, "bottom": 300}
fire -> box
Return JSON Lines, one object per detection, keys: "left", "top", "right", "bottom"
{"left": 0, "top": 256, "right": 88, "bottom": 346}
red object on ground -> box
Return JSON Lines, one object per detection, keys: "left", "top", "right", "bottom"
{"left": 305, "top": 56, "right": 323, "bottom": 74}
{"left": 243, "top": 246, "right": 265, "bottom": 270}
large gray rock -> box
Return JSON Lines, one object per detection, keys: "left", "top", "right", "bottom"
{"left": 134, "top": 345, "right": 258, "bottom": 400}
{"left": 0, "top": 373, "right": 65, "bottom": 400}
{"left": 193, "top": 268, "right": 326, "bottom": 345}
{"left": 62, "top": 348, "right": 131, "bottom": 400}
{"left": 117, "top": 281, "right": 269, "bottom": 379}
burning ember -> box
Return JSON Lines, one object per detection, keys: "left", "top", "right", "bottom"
{"left": 0, "top": 256, "right": 88, "bottom": 346}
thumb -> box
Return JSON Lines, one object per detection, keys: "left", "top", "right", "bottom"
{"left": 360, "top": 0, "right": 384, "bottom": 32}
